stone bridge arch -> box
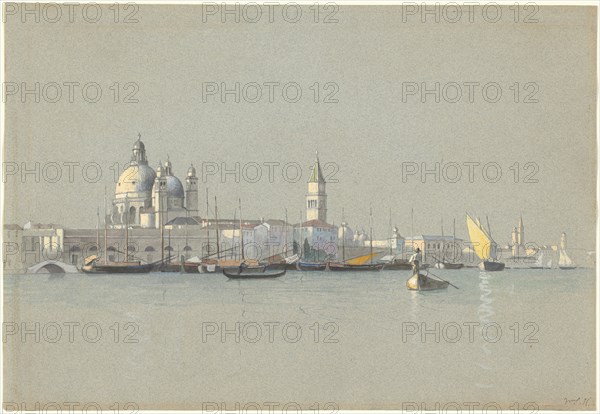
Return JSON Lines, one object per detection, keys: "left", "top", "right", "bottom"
{"left": 26, "top": 260, "right": 79, "bottom": 274}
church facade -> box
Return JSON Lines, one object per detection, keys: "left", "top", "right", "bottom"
{"left": 109, "top": 137, "right": 199, "bottom": 229}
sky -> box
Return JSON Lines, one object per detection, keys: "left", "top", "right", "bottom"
{"left": 3, "top": 4, "right": 597, "bottom": 250}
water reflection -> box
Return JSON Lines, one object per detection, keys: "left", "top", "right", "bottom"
{"left": 475, "top": 271, "right": 495, "bottom": 389}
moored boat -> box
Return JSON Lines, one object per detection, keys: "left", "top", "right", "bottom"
{"left": 479, "top": 261, "right": 505, "bottom": 271}
{"left": 296, "top": 261, "right": 328, "bottom": 271}
{"left": 82, "top": 256, "right": 153, "bottom": 274}
{"left": 327, "top": 262, "right": 384, "bottom": 271}
{"left": 223, "top": 267, "right": 286, "bottom": 279}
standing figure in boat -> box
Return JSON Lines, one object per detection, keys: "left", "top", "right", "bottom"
{"left": 406, "top": 259, "right": 450, "bottom": 291}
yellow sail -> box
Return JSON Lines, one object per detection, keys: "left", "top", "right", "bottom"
{"left": 466, "top": 214, "right": 493, "bottom": 261}
{"left": 346, "top": 253, "right": 378, "bottom": 265}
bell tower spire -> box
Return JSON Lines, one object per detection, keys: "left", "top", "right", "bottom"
{"left": 306, "top": 152, "right": 327, "bottom": 222}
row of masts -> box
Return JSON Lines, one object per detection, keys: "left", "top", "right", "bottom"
{"left": 94, "top": 193, "right": 459, "bottom": 265}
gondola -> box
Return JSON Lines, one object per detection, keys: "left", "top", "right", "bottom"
{"left": 406, "top": 272, "right": 449, "bottom": 291}
{"left": 222, "top": 267, "right": 286, "bottom": 279}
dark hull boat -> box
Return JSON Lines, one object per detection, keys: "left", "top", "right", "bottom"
{"left": 559, "top": 266, "right": 577, "bottom": 270}
{"left": 156, "top": 262, "right": 183, "bottom": 273}
{"left": 183, "top": 262, "right": 200, "bottom": 273}
{"left": 223, "top": 268, "right": 286, "bottom": 279}
{"left": 296, "top": 261, "right": 327, "bottom": 271}
{"left": 479, "top": 261, "right": 505, "bottom": 272}
{"left": 83, "top": 261, "right": 153, "bottom": 274}
{"left": 267, "top": 262, "right": 297, "bottom": 271}
{"left": 406, "top": 273, "right": 449, "bottom": 291}
{"left": 327, "top": 262, "right": 384, "bottom": 271}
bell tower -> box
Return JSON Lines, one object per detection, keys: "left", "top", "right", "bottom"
{"left": 185, "top": 164, "right": 198, "bottom": 215}
{"left": 306, "top": 152, "right": 327, "bottom": 222}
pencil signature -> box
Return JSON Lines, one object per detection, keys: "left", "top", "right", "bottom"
{"left": 563, "top": 397, "right": 592, "bottom": 407}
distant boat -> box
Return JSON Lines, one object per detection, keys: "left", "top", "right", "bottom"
{"left": 328, "top": 262, "right": 384, "bottom": 271}
{"left": 466, "top": 213, "right": 505, "bottom": 271}
{"left": 296, "top": 261, "right": 327, "bottom": 271}
{"left": 327, "top": 252, "right": 384, "bottom": 272}
{"left": 198, "top": 259, "right": 264, "bottom": 273}
{"left": 558, "top": 249, "right": 576, "bottom": 270}
{"left": 530, "top": 252, "right": 552, "bottom": 269}
{"left": 434, "top": 262, "right": 464, "bottom": 270}
{"left": 223, "top": 267, "right": 286, "bottom": 279}
{"left": 382, "top": 257, "right": 430, "bottom": 270}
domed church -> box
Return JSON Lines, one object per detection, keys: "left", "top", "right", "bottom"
{"left": 109, "top": 136, "right": 198, "bottom": 229}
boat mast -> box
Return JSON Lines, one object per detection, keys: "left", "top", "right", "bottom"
{"left": 239, "top": 198, "right": 245, "bottom": 261}
{"left": 284, "top": 208, "right": 288, "bottom": 257}
{"left": 342, "top": 208, "right": 346, "bottom": 262}
{"left": 299, "top": 210, "right": 303, "bottom": 259}
{"left": 388, "top": 208, "right": 392, "bottom": 257}
{"left": 411, "top": 207, "right": 414, "bottom": 259}
{"left": 96, "top": 207, "right": 100, "bottom": 256}
{"left": 440, "top": 216, "right": 444, "bottom": 263}
{"left": 167, "top": 228, "right": 171, "bottom": 263}
{"left": 104, "top": 187, "right": 108, "bottom": 263}
{"left": 160, "top": 194, "right": 164, "bottom": 264}
{"left": 453, "top": 218, "right": 456, "bottom": 263}
{"left": 369, "top": 207, "right": 373, "bottom": 264}
{"left": 231, "top": 208, "right": 237, "bottom": 260}
{"left": 214, "top": 196, "right": 220, "bottom": 260}
{"left": 206, "top": 188, "right": 210, "bottom": 258}
{"left": 184, "top": 208, "right": 188, "bottom": 259}
{"left": 486, "top": 215, "right": 494, "bottom": 260}
{"left": 125, "top": 194, "right": 129, "bottom": 262}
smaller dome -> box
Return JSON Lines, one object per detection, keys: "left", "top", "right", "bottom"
{"left": 156, "top": 163, "right": 164, "bottom": 177}
{"left": 187, "top": 164, "right": 196, "bottom": 177}
{"left": 165, "top": 176, "right": 184, "bottom": 198}
{"left": 133, "top": 139, "right": 145, "bottom": 150}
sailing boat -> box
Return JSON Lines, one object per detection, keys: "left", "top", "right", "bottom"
{"left": 434, "top": 218, "right": 464, "bottom": 269}
{"left": 327, "top": 208, "right": 383, "bottom": 271}
{"left": 83, "top": 194, "right": 155, "bottom": 274}
{"left": 466, "top": 213, "right": 505, "bottom": 271}
{"left": 558, "top": 249, "right": 576, "bottom": 270}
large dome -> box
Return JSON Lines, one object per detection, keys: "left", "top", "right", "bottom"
{"left": 116, "top": 163, "right": 156, "bottom": 195}
{"left": 165, "top": 175, "right": 184, "bottom": 198}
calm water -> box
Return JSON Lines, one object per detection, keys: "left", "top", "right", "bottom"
{"left": 3, "top": 268, "right": 596, "bottom": 410}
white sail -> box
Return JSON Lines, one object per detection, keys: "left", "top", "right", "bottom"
{"left": 559, "top": 249, "right": 573, "bottom": 266}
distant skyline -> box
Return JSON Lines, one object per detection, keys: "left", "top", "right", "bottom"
{"left": 3, "top": 5, "right": 596, "bottom": 251}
